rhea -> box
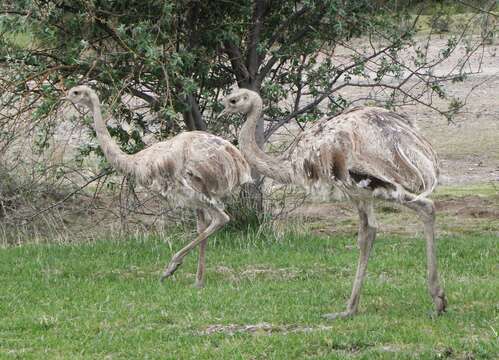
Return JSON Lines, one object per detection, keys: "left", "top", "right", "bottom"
{"left": 65, "top": 85, "right": 252, "bottom": 287}
{"left": 219, "top": 88, "right": 446, "bottom": 319}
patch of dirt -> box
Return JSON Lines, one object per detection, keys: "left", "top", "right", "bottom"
{"left": 201, "top": 322, "right": 334, "bottom": 336}
{"left": 291, "top": 195, "right": 499, "bottom": 236}
{"left": 436, "top": 195, "right": 499, "bottom": 219}
{"left": 293, "top": 202, "right": 354, "bottom": 221}
{"left": 438, "top": 159, "right": 499, "bottom": 186}
{"left": 214, "top": 265, "right": 300, "bottom": 282}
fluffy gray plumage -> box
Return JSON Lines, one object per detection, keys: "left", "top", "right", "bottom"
{"left": 66, "top": 85, "right": 252, "bottom": 287}
{"left": 220, "top": 88, "right": 446, "bottom": 320}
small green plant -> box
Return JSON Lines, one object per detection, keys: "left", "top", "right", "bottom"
{"left": 224, "top": 192, "right": 267, "bottom": 232}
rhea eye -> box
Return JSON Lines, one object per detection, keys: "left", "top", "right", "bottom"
{"left": 229, "top": 98, "right": 237, "bottom": 104}
{"left": 73, "top": 91, "right": 79, "bottom": 96}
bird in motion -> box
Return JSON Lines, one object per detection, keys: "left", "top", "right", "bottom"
{"left": 65, "top": 85, "right": 252, "bottom": 287}
{"left": 219, "top": 88, "right": 446, "bottom": 319}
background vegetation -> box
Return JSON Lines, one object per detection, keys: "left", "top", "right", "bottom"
{"left": 0, "top": 0, "right": 496, "bottom": 239}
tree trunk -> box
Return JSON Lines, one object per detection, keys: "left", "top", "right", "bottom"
{"left": 229, "top": 1, "right": 268, "bottom": 220}
{"left": 187, "top": 93, "right": 207, "bottom": 131}
{"left": 182, "top": 94, "right": 207, "bottom": 131}
{"left": 221, "top": 0, "right": 270, "bottom": 222}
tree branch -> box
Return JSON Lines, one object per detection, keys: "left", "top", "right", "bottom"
{"left": 186, "top": 93, "right": 207, "bottom": 131}
{"left": 223, "top": 40, "right": 250, "bottom": 87}
{"left": 21, "top": 168, "right": 114, "bottom": 224}
{"left": 256, "top": 4, "right": 326, "bottom": 85}
{"left": 455, "top": 0, "right": 498, "bottom": 17}
{"left": 245, "top": 0, "right": 268, "bottom": 89}
{"left": 126, "top": 87, "right": 160, "bottom": 109}
{"left": 264, "top": 43, "right": 394, "bottom": 139}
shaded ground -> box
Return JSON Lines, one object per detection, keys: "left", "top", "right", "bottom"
{"left": 290, "top": 183, "right": 499, "bottom": 237}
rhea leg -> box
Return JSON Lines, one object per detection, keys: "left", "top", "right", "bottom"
{"left": 161, "top": 208, "right": 229, "bottom": 282}
{"left": 323, "top": 200, "right": 377, "bottom": 320}
{"left": 195, "top": 209, "right": 209, "bottom": 288}
{"left": 402, "top": 194, "right": 447, "bottom": 314}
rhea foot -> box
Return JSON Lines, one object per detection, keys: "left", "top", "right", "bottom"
{"left": 194, "top": 280, "right": 205, "bottom": 289}
{"left": 434, "top": 292, "right": 447, "bottom": 314}
{"left": 160, "top": 259, "right": 183, "bottom": 282}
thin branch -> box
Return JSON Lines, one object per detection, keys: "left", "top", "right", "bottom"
{"left": 21, "top": 168, "right": 114, "bottom": 224}
{"left": 245, "top": 0, "right": 268, "bottom": 87}
{"left": 264, "top": 43, "right": 394, "bottom": 139}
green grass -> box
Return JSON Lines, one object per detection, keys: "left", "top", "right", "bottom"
{"left": 435, "top": 183, "right": 499, "bottom": 198}
{"left": 0, "top": 230, "right": 497, "bottom": 359}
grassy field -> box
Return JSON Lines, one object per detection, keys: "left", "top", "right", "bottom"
{"left": 0, "top": 228, "right": 497, "bottom": 359}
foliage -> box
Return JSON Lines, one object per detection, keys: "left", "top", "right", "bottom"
{"left": 1, "top": 0, "right": 486, "bottom": 149}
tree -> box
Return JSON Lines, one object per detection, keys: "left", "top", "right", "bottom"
{"left": 0, "top": 0, "right": 490, "bottom": 228}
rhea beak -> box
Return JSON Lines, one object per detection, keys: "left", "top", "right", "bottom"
{"left": 217, "top": 108, "right": 229, "bottom": 119}
{"left": 61, "top": 95, "right": 76, "bottom": 106}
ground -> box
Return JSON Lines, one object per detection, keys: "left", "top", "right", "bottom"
{"left": 0, "top": 231, "right": 497, "bottom": 359}
{"left": 292, "top": 183, "right": 499, "bottom": 238}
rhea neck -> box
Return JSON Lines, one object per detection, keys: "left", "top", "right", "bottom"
{"left": 238, "top": 94, "right": 293, "bottom": 184}
{"left": 86, "top": 93, "right": 135, "bottom": 175}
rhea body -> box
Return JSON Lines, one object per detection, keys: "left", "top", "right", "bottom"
{"left": 220, "top": 88, "right": 446, "bottom": 319}
{"left": 66, "top": 85, "right": 252, "bottom": 287}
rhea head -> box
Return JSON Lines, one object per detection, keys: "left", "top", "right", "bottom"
{"left": 64, "top": 85, "right": 97, "bottom": 108}
{"left": 218, "top": 88, "right": 260, "bottom": 117}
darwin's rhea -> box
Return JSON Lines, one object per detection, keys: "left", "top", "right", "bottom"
{"left": 219, "top": 89, "right": 446, "bottom": 319}
{"left": 65, "top": 86, "right": 252, "bottom": 287}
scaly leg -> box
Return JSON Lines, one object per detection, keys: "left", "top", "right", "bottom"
{"left": 323, "top": 200, "right": 377, "bottom": 320}
{"left": 195, "top": 209, "right": 209, "bottom": 288}
{"left": 402, "top": 195, "right": 447, "bottom": 315}
{"left": 160, "top": 208, "right": 229, "bottom": 282}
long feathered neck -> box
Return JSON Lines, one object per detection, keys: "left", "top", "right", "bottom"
{"left": 88, "top": 94, "right": 135, "bottom": 175}
{"left": 238, "top": 94, "right": 293, "bottom": 184}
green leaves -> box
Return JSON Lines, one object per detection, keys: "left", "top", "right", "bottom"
{"left": 0, "top": 0, "right": 484, "bottom": 171}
